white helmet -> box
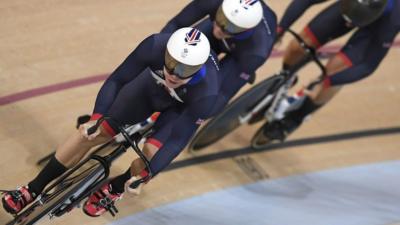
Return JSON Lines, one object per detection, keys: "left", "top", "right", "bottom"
{"left": 165, "top": 27, "right": 210, "bottom": 79}
{"left": 215, "top": 0, "right": 263, "bottom": 34}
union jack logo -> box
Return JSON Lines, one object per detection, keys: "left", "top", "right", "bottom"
{"left": 240, "top": 0, "right": 258, "bottom": 9}
{"left": 185, "top": 28, "right": 201, "bottom": 46}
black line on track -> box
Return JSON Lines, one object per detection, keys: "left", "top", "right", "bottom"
{"left": 165, "top": 126, "right": 400, "bottom": 172}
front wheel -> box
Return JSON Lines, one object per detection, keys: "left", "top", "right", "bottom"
{"left": 188, "top": 75, "right": 284, "bottom": 152}
{"left": 7, "top": 161, "right": 106, "bottom": 225}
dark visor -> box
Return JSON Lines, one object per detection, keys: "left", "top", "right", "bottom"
{"left": 164, "top": 50, "right": 203, "bottom": 79}
{"left": 215, "top": 6, "right": 248, "bottom": 35}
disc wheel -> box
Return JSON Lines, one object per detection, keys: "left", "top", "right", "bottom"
{"left": 188, "top": 75, "right": 284, "bottom": 152}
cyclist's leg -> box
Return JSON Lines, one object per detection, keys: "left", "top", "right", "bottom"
{"left": 83, "top": 109, "right": 180, "bottom": 217}
{"left": 1, "top": 121, "right": 113, "bottom": 214}
{"left": 283, "top": 1, "right": 352, "bottom": 69}
{"left": 300, "top": 53, "right": 349, "bottom": 104}
{"left": 280, "top": 53, "right": 350, "bottom": 123}
{"left": 29, "top": 76, "right": 159, "bottom": 192}
{"left": 259, "top": 3, "right": 354, "bottom": 142}
{"left": 54, "top": 127, "right": 111, "bottom": 167}
{"left": 109, "top": 108, "right": 180, "bottom": 193}
{"left": 257, "top": 50, "right": 353, "bottom": 143}
{"left": 2, "top": 73, "right": 166, "bottom": 214}
{"left": 301, "top": 28, "right": 372, "bottom": 106}
{"left": 283, "top": 28, "right": 372, "bottom": 127}
{"left": 54, "top": 72, "right": 165, "bottom": 167}
{"left": 88, "top": 73, "right": 176, "bottom": 183}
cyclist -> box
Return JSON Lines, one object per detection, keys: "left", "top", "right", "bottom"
{"left": 256, "top": 0, "right": 400, "bottom": 144}
{"left": 2, "top": 27, "right": 221, "bottom": 217}
{"left": 162, "top": 0, "right": 277, "bottom": 115}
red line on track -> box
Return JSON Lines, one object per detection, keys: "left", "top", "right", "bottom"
{"left": 0, "top": 74, "right": 108, "bottom": 105}
{"left": 1, "top": 40, "right": 399, "bottom": 106}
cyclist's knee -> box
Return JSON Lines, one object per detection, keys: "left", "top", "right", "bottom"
{"left": 325, "top": 53, "right": 352, "bottom": 75}
{"left": 284, "top": 39, "right": 305, "bottom": 65}
{"left": 283, "top": 31, "right": 318, "bottom": 67}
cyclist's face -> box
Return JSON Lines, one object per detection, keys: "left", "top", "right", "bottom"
{"left": 213, "top": 22, "right": 232, "bottom": 40}
{"left": 163, "top": 67, "right": 191, "bottom": 89}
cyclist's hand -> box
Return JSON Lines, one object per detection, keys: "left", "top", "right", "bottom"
{"left": 79, "top": 121, "right": 101, "bottom": 141}
{"left": 76, "top": 114, "right": 91, "bottom": 129}
{"left": 125, "top": 176, "right": 143, "bottom": 196}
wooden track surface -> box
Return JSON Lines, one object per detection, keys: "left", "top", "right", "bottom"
{"left": 0, "top": 1, "right": 399, "bottom": 224}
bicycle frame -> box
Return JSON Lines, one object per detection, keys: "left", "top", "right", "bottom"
{"left": 84, "top": 115, "right": 155, "bottom": 183}
{"left": 7, "top": 115, "right": 157, "bottom": 225}
{"left": 238, "top": 29, "right": 327, "bottom": 125}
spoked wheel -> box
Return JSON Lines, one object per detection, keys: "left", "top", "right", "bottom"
{"left": 7, "top": 160, "right": 106, "bottom": 225}
{"left": 188, "top": 75, "right": 284, "bottom": 152}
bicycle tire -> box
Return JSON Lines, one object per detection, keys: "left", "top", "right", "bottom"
{"left": 7, "top": 162, "right": 105, "bottom": 225}
{"left": 188, "top": 75, "right": 284, "bottom": 152}
{"left": 250, "top": 122, "right": 274, "bottom": 149}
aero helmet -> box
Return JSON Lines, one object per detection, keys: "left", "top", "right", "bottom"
{"left": 340, "top": 0, "right": 389, "bottom": 27}
{"left": 165, "top": 27, "right": 210, "bottom": 79}
{"left": 215, "top": 0, "right": 263, "bottom": 34}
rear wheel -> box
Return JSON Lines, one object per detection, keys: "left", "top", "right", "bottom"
{"left": 188, "top": 75, "right": 284, "bottom": 152}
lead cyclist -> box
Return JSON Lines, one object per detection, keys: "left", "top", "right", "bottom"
{"left": 2, "top": 28, "right": 221, "bottom": 217}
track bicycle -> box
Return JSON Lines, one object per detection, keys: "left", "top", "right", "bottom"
{"left": 188, "top": 29, "right": 327, "bottom": 152}
{"left": 3, "top": 114, "right": 158, "bottom": 225}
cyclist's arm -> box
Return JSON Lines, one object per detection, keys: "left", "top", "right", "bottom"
{"left": 278, "top": 0, "right": 329, "bottom": 35}
{"left": 161, "top": 0, "right": 216, "bottom": 33}
{"left": 92, "top": 35, "right": 156, "bottom": 115}
{"left": 241, "top": 8, "right": 277, "bottom": 75}
{"left": 148, "top": 96, "right": 216, "bottom": 175}
{"left": 237, "top": 53, "right": 273, "bottom": 78}
{"left": 328, "top": 32, "right": 397, "bottom": 86}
